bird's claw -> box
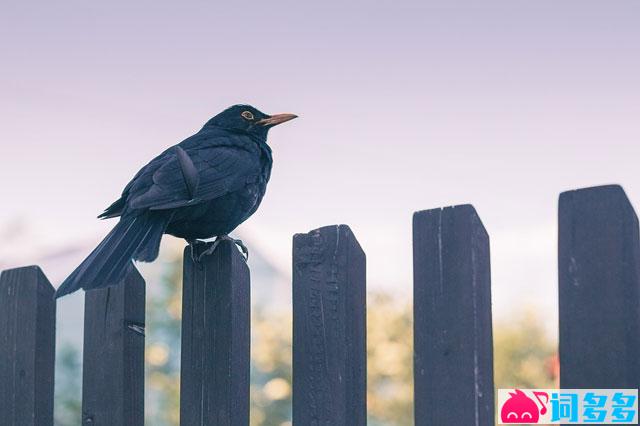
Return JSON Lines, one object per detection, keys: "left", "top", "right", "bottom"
{"left": 187, "top": 239, "right": 199, "bottom": 263}
{"left": 190, "top": 236, "right": 249, "bottom": 262}
{"left": 234, "top": 239, "right": 249, "bottom": 261}
{"left": 197, "top": 239, "right": 221, "bottom": 262}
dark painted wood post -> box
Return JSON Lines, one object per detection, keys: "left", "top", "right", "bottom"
{"left": 559, "top": 184, "right": 640, "bottom": 388}
{"left": 180, "top": 240, "right": 250, "bottom": 426}
{"left": 413, "top": 205, "right": 494, "bottom": 426}
{"left": 292, "top": 225, "right": 367, "bottom": 426}
{"left": 82, "top": 270, "right": 145, "bottom": 426}
{"left": 0, "top": 266, "right": 56, "bottom": 426}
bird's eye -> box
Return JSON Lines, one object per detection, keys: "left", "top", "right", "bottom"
{"left": 241, "top": 111, "right": 254, "bottom": 120}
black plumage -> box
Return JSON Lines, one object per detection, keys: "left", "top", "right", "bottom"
{"left": 56, "top": 104, "right": 296, "bottom": 298}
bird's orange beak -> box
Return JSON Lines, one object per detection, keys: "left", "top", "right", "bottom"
{"left": 257, "top": 113, "right": 298, "bottom": 127}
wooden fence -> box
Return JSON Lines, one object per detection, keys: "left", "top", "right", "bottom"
{"left": 1, "top": 184, "right": 639, "bottom": 425}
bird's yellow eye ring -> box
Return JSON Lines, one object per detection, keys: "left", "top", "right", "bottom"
{"left": 241, "top": 111, "right": 254, "bottom": 120}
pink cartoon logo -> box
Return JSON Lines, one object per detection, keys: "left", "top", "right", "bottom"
{"left": 501, "top": 389, "right": 549, "bottom": 424}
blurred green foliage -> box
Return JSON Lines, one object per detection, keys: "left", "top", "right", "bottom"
{"left": 54, "top": 253, "right": 557, "bottom": 425}
{"left": 494, "top": 310, "right": 558, "bottom": 390}
{"left": 54, "top": 343, "right": 82, "bottom": 426}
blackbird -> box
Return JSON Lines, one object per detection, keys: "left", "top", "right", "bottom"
{"left": 55, "top": 104, "right": 296, "bottom": 298}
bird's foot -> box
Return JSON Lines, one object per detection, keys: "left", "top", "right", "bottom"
{"left": 233, "top": 238, "right": 249, "bottom": 261}
{"left": 195, "top": 235, "right": 249, "bottom": 262}
{"left": 186, "top": 239, "right": 199, "bottom": 263}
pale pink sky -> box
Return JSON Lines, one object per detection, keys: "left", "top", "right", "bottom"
{"left": 1, "top": 1, "right": 639, "bottom": 330}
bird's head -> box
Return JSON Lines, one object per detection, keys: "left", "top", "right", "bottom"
{"left": 204, "top": 104, "right": 297, "bottom": 139}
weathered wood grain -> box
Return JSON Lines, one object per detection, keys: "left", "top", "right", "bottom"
{"left": 180, "top": 240, "right": 250, "bottom": 426}
{"left": 0, "top": 266, "right": 56, "bottom": 426}
{"left": 559, "top": 184, "right": 640, "bottom": 389}
{"left": 82, "top": 270, "right": 145, "bottom": 426}
{"left": 292, "top": 225, "right": 367, "bottom": 426}
{"left": 413, "top": 205, "right": 494, "bottom": 426}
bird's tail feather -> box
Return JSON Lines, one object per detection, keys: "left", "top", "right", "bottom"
{"left": 133, "top": 211, "right": 174, "bottom": 262}
{"left": 55, "top": 212, "right": 170, "bottom": 298}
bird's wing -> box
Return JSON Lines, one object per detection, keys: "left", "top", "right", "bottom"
{"left": 126, "top": 141, "right": 261, "bottom": 211}
{"left": 175, "top": 146, "right": 200, "bottom": 198}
